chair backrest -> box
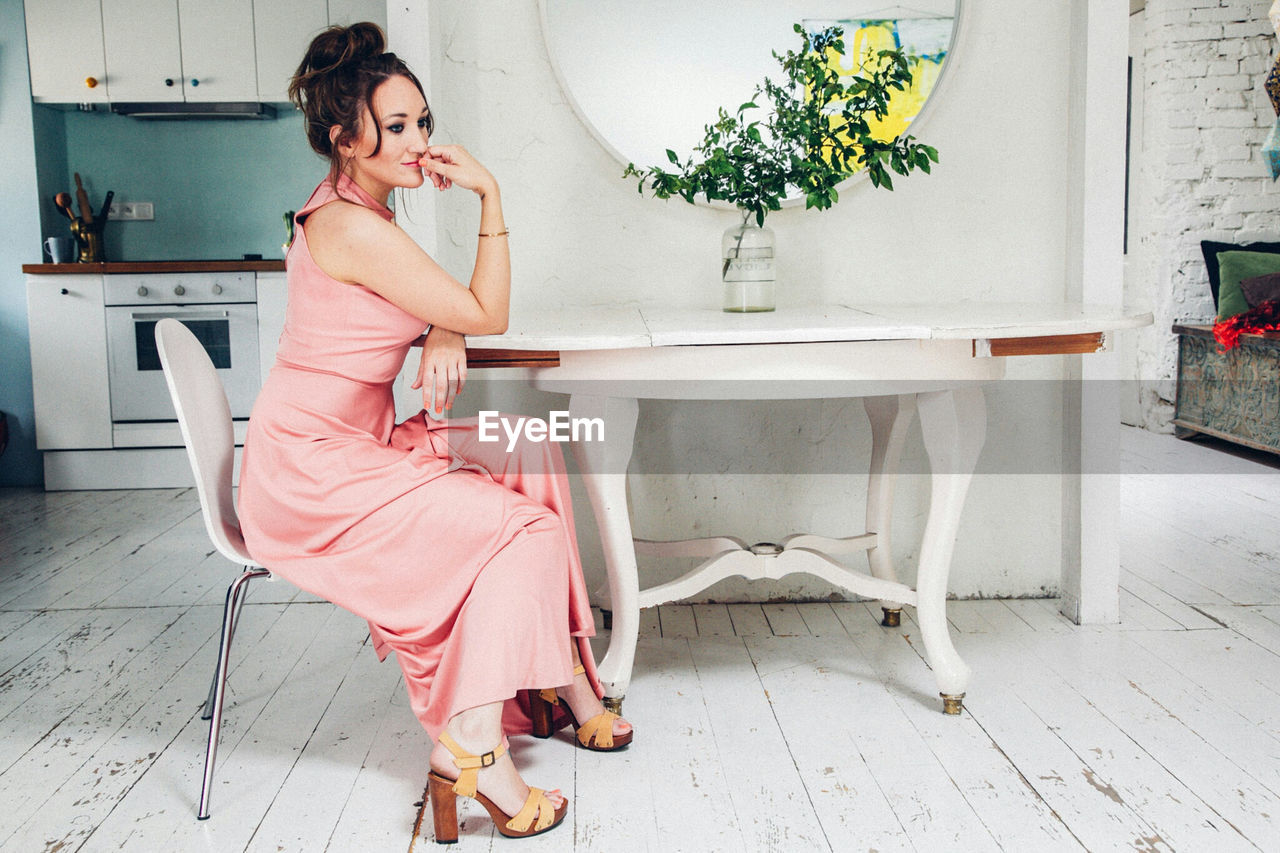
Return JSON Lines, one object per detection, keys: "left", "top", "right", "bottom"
{"left": 154, "top": 318, "right": 257, "bottom": 566}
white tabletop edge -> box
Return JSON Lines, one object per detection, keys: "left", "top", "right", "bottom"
{"left": 469, "top": 303, "right": 1154, "bottom": 351}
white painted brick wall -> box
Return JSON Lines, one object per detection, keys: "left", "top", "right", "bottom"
{"left": 1125, "top": 0, "right": 1280, "bottom": 430}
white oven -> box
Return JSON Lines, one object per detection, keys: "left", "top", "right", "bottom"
{"left": 104, "top": 273, "right": 260, "bottom": 430}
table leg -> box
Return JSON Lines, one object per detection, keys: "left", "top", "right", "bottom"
{"left": 863, "top": 394, "right": 917, "bottom": 628}
{"left": 915, "top": 387, "right": 986, "bottom": 714}
{"left": 568, "top": 394, "right": 640, "bottom": 713}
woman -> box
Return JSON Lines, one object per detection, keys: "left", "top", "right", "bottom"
{"left": 237, "top": 22, "right": 631, "bottom": 842}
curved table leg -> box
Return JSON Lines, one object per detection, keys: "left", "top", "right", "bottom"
{"left": 915, "top": 387, "right": 986, "bottom": 714}
{"left": 568, "top": 394, "right": 640, "bottom": 714}
{"left": 863, "top": 394, "right": 917, "bottom": 628}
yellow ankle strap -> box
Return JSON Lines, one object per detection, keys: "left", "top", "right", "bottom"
{"left": 437, "top": 731, "right": 507, "bottom": 798}
{"left": 538, "top": 664, "right": 587, "bottom": 706}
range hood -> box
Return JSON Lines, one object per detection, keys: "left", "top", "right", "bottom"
{"left": 110, "top": 102, "right": 277, "bottom": 120}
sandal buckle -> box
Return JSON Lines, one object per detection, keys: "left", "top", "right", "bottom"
{"left": 480, "top": 750, "right": 496, "bottom": 767}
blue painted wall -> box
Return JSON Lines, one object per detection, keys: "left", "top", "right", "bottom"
{"left": 55, "top": 109, "right": 319, "bottom": 262}
{"left": 2, "top": 0, "right": 330, "bottom": 486}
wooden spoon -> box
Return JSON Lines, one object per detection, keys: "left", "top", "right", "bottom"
{"left": 54, "top": 192, "right": 75, "bottom": 219}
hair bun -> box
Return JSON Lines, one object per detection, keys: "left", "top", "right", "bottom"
{"left": 303, "top": 22, "right": 386, "bottom": 76}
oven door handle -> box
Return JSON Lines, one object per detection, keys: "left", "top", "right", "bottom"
{"left": 129, "top": 310, "right": 230, "bottom": 322}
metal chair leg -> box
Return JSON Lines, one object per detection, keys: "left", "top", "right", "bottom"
{"left": 198, "top": 567, "right": 269, "bottom": 820}
{"left": 201, "top": 576, "right": 253, "bottom": 721}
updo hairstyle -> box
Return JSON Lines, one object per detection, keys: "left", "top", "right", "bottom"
{"left": 289, "top": 22, "right": 433, "bottom": 185}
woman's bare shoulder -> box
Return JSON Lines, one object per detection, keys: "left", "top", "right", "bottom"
{"left": 303, "top": 200, "right": 399, "bottom": 283}
{"left": 304, "top": 197, "right": 390, "bottom": 235}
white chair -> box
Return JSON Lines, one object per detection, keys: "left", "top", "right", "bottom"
{"left": 154, "top": 317, "right": 271, "bottom": 820}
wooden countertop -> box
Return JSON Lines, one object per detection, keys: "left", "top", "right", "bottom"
{"left": 23, "top": 260, "right": 286, "bottom": 274}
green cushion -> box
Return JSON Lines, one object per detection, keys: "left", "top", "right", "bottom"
{"left": 1216, "top": 250, "right": 1280, "bottom": 320}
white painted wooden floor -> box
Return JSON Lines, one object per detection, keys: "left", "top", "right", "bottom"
{"left": 2, "top": 425, "right": 1279, "bottom": 852}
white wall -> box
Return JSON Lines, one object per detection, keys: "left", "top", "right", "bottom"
{"left": 1126, "top": 0, "right": 1280, "bottom": 430}
{"left": 392, "top": 0, "right": 1105, "bottom": 601}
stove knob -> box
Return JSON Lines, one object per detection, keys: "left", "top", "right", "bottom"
{"left": 212, "top": 284, "right": 223, "bottom": 295}
{"left": 136, "top": 285, "right": 148, "bottom": 297}
{"left": 174, "top": 285, "right": 186, "bottom": 296}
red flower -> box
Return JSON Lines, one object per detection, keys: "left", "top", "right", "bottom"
{"left": 1213, "top": 299, "right": 1280, "bottom": 350}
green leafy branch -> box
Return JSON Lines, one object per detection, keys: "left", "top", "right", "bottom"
{"left": 623, "top": 23, "right": 939, "bottom": 227}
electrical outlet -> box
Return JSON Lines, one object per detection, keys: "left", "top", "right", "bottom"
{"left": 107, "top": 202, "right": 155, "bottom": 221}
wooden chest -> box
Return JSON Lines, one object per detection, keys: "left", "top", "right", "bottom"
{"left": 1173, "top": 324, "right": 1280, "bottom": 455}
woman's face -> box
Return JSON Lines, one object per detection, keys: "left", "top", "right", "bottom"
{"left": 341, "top": 74, "right": 431, "bottom": 202}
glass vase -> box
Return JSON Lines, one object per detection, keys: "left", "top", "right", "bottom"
{"left": 721, "top": 218, "right": 775, "bottom": 312}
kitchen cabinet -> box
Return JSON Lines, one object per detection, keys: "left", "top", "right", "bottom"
{"left": 24, "top": 0, "right": 109, "bottom": 104}
{"left": 99, "top": 0, "right": 184, "bottom": 102}
{"left": 328, "top": 0, "right": 387, "bottom": 31}
{"left": 177, "top": 0, "right": 259, "bottom": 102}
{"left": 100, "top": 0, "right": 257, "bottom": 103}
{"left": 26, "top": 1, "right": 390, "bottom": 105}
{"left": 254, "top": 0, "right": 328, "bottom": 103}
{"left": 26, "top": 275, "right": 113, "bottom": 450}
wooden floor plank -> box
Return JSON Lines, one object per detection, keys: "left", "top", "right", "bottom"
{"left": 573, "top": 638, "right": 732, "bottom": 853}
{"left": 1196, "top": 605, "right": 1280, "bottom": 658}
{"left": 1124, "top": 628, "right": 1280, "bottom": 743}
{"left": 245, "top": 634, "right": 404, "bottom": 852}
{"left": 0, "top": 607, "right": 166, "bottom": 740}
{"left": 1001, "top": 599, "right": 1075, "bottom": 634}
{"left": 959, "top": 661, "right": 1178, "bottom": 851}
{"left": 0, "top": 606, "right": 90, "bottom": 677}
{"left": 81, "top": 602, "right": 340, "bottom": 849}
{"left": 175, "top": 608, "right": 373, "bottom": 853}
{"left": 794, "top": 602, "right": 849, "bottom": 637}
{"left": 1119, "top": 588, "right": 1186, "bottom": 631}
{"left": 751, "top": 634, "right": 1006, "bottom": 852}
{"left": 829, "top": 601, "right": 897, "bottom": 640}
{"left": 658, "top": 604, "right": 697, "bottom": 639}
{"left": 690, "top": 637, "right": 830, "bottom": 849}
{"left": 1124, "top": 511, "right": 1280, "bottom": 606}
{"left": 0, "top": 489, "right": 131, "bottom": 578}
{"left": 0, "top": 609, "right": 36, "bottom": 644}
{"left": 726, "top": 603, "right": 771, "bottom": 637}
{"left": 690, "top": 603, "right": 735, "bottom": 637}
{"left": 0, "top": 606, "right": 223, "bottom": 852}
{"left": 637, "top": 606, "right": 661, "bottom": 639}
{"left": 1119, "top": 569, "right": 1222, "bottom": 630}
{"left": 842, "top": 628, "right": 1083, "bottom": 851}
{"left": 762, "top": 603, "right": 811, "bottom": 636}
{"left": 945, "top": 600, "right": 995, "bottom": 634}
{"left": 1, "top": 494, "right": 198, "bottom": 611}
{"left": 325, "top": 672, "right": 431, "bottom": 852}
{"left": 1012, "top": 630, "right": 1280, "bottom": 849}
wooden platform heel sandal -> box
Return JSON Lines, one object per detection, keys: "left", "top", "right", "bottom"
{"left": 529, "top": 665, "right": 633, "bottom": 751}
{"left": 426, "top": 732, "right": 567, "bottom": 843}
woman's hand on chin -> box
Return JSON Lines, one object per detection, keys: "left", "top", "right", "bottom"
{"left": 419, "top": 145, "right": 497, "bottom": 197}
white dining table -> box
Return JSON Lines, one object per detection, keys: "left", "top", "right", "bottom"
{"left": 460, "top": 302, "right": 1151, "bottom": 715}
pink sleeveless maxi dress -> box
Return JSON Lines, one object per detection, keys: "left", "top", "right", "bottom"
{"left": 237, "top": 174, "right": 599, "bottom": 740}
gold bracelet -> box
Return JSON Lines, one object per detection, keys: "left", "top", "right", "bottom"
{"left": 479, "top": 228, "right": 509, "bottom": 237}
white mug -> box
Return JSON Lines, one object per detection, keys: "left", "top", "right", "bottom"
{"left": 44, "top": 236, "right": 77, "bottom": 264}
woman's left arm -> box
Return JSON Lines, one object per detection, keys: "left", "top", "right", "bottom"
{"left": 412, "top": 326, "right": 467, "bottom": 416}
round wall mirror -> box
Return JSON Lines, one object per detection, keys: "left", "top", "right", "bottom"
{"left": 541, "top": 0, "right": 961, "bottom": 203}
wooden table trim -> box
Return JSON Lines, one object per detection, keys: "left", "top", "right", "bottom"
{"left": 976, "top": 331, "right": 1106, "bottom": 357}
